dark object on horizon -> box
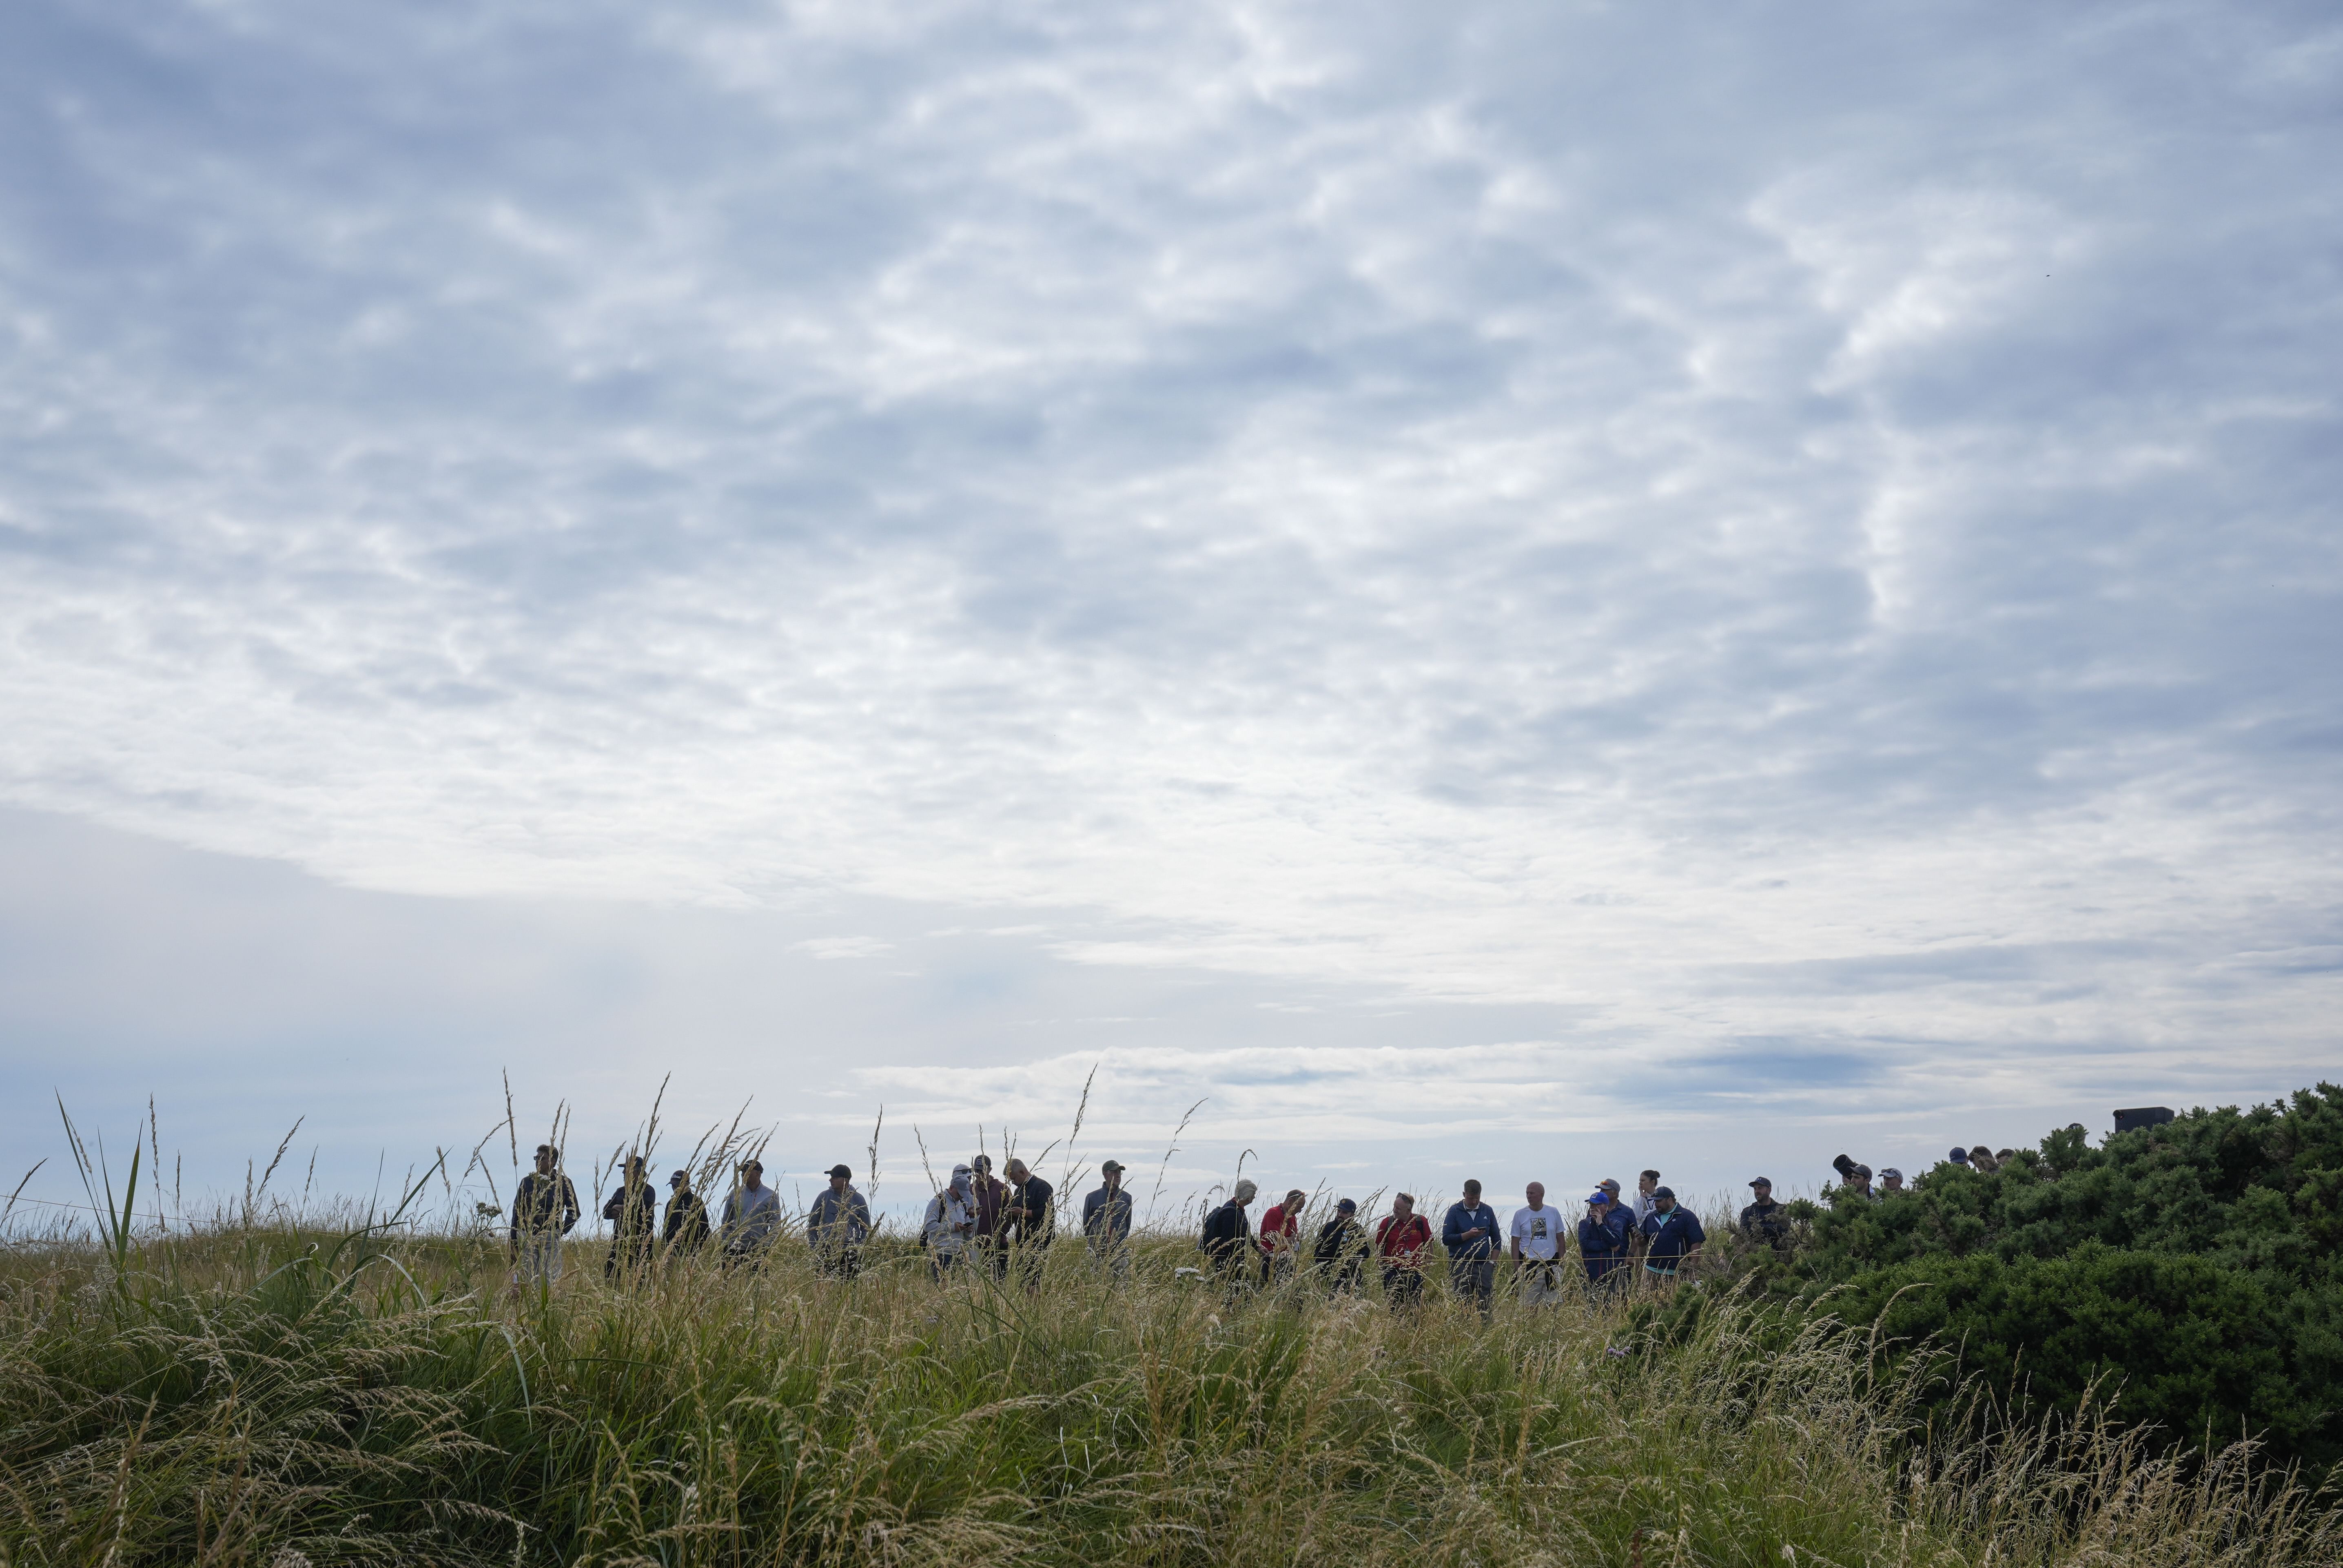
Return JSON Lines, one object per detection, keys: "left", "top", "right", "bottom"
{"left": 2112, "top": 1106, "right": 2175, "bottom": 1135}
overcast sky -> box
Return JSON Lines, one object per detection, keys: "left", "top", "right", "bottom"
{"left": 3, "top": 0, "right": 2338, "bottom": 1229}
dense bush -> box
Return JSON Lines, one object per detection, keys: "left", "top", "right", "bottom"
{"left": 1769, "top": 1084, "right": 2343, "bottom": 1473}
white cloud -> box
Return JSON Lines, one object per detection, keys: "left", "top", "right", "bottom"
{"left": 0, "top": 0, "right": 2338, "bottom": 1181}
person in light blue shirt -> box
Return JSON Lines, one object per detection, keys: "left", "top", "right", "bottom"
{"left": 1442, "top": 1180, "right": 1502, "bottom": 1319}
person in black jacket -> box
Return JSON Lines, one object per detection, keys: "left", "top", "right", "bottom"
{"left": 1001, "top": 1158, "right": 1055, "bottom": 1291}
{"left": 1738, "top": 1177, "right": 1790, "bottom": 1251}
{"left": 603, "top": 1155, "right": 658, "bottom": 1283}
{"left": 662, "top": 1168, "right": 710, "bottom": 1256}
{"left": 1199, "top": 1179, "right": 1257, "bottom": 1299}
{"left": 1576, "top": 1190, "right": 1632, "bottom": 1296}
{"left": 1312, "top": 1197, "right": 1368, "bottom": 1294}
{"left": 510, "top": 1144, "right": 579, "bottom": 1293}
{"left": 1082, "top": 1160, "right": 1135, "bottom": 1280}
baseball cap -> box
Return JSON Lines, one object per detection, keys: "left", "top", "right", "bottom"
{"left": 1852, "top": 1165, "right": 1872, "bottom": 1178}
{"left": 827, "top": 1163, "right": 853, "bottom": 1179}
{"left": 1879, "top": 1167, "right": 1903, "bottom": 1181}
{"left": 1335, "top": 1198, "right": 1357, "bottom": 1212}
{"left": 1585, "top": 1191, "right": 1607, "bottom": 1205}
{"left": 1652, "top": 1185, "right": 1675, "bottom": 1200}
{"left": 1748, "top": 1176, "right": 1772, "bottom": 1188}
{"left": 1948, "top": 1147, "right": 1969, "bottom": 1163}
{"left": 1100, "top": 1159, "right": 1125, "bottom": 1173}
{"left": 668, "top": 1169, "right": 688, "bottom": 1184}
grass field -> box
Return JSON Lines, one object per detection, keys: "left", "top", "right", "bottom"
{"left": 2, "top": 1199, "right": 2336, "bottom": 1567}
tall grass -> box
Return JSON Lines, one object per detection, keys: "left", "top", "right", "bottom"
{"left": 1, "top": 1213, "right": 2333, "bottom": 1566}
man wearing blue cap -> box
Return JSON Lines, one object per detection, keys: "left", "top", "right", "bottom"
{"left": 1637, "top": 1186, "right": 1705, "bottom": 1285}
{"left": 1577, "top": 1188, "right": 1632, "bottom": 1295}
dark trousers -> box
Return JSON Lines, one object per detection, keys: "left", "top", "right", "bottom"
{"left": 1450, "top": 1256, "right": 1496, "bottom": 1317}
{"left": 1382, "top": 1264, "right": 1424, "bottom": 1309}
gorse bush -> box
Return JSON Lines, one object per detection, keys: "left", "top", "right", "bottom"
{"left": 1753, "top": 1084, "right": 2343, "bottom": 1474}
{"left": 3, "top": 1220, "right": 2339, "bottom": 1566}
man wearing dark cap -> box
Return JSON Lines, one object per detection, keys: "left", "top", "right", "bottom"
{"left": 808, "top": 1163, "right": 873, "bottom": 1278}
{"left": 1313, "top": 1198, "right": 1368, "bottom": 1294}
{"left": 720, "top": 1158, "right": 781, "bottom": 1267}
{"left": 1637, "top": 1186, "right": 1705, "bottom": 1285}
{"left": 1443, "top": 1179, "right": 1502, "bottom": 1319}
{"left": 1738, "top": 1178, "right": 1789, "bottom": 1251}
{"left": 1083, "top": 1160, "right": 1135, "bottom": 1279}
{"left": 602, "top": 1154, "right": 659, "bottom": 1284}
{"left": 662, "top": 1168, "right": 711, "bottom": 1255}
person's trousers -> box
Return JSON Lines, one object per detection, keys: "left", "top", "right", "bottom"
{"left": 1518, "top": 1260, "right": 1566, "bottom": 1307}
{"left": 931, "top": 1246, "right": 964, "bottom": 1282}
{"left": 1088, "top": 1242, "right": 1131, "bottom": 1281}
{"left": 1450, "top": 1257, "right": 1496, "bottom": 1316}
{"left": 512, "top": 1232, "right": 563, "bottom": 1288}
{"left": 1382, "top": 1264, "right": 1424, "bottom": 1308}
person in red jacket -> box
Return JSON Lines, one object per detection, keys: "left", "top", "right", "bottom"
{"left": 1374, "top": 1192, "right": 1432, "bottom": 1310}
{"left": 1257, "top": 1188, "right": 1306, "bottom": 1288}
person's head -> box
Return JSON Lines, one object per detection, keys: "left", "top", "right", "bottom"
{"left": 1651, "top": 1185, "right": 1677, "bottom": 1214}
{"left": 950, "top": 1162, "right": 973, "bottom": 1196}
{"left": 669, "top": 1169, "right": 689, "bottom": 1191}
{"left": 1599, "top": 1178, "right": 1621, "bottom": 1201}
{"left": 972, "top": 1154, "right": 993, "bottom": 1176}
{"left": 1525, "top": 1180, "right": 1545, "bottom": 1208}
{"left": 1638, "top": 1169, "right": 1660, "bottom": 1194}
{"left": 741, "top": 1159, "right": 764, "bottom": 1188}
{"left": 1585, "top": 1190, "right": 1609, "bottom": 1214}
{"left": 1749, "top": 1177, "right": 1773, "bottom": 1203}
{"left": 534, "top": 1144, "right": 557, "bottom": 1174}
{"left": 1283, "top": 1188, "right": 1306, "bottom": 1214}
{"left": 1969, "top": 1145, "right": 1992, "bottom": 1163}
{"left": 1005, "top": 1158, "right": 1030, "bottom": 1183}
{"left": 1850, "top": 1164, "right": 1873, "bottom": 1191}
{"left": 1948, "top": 1146, "right": 1970, "bottom": 1165}
{"left": 1462, "top": 1178, "right": 1482, "bottom": 1203}
{"left": 1100, "top": 1159, "right": 1124, "bottom": 1189}
{"left": 626, "top": 1154, "right": 646, "bottom": 1180}
{"left": 1880, "top": 1167, "right": 1904, "bottom": 1192}
{"left": 1335, "top": 1198, "right": 1357, "bottom": 1219}
{"left": 1392, "top": 1192, "right": 1415, "bottom": 1218}
{"left": 827, "top": 1163, "right": 853, "bottom": 1192}
{"left": 1231, "top": 1178, "right": 1258, "bottom": 1206}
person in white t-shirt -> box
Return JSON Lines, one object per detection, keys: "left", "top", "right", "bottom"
{"left": 1509, "top": 1182, "right": 1567, "bottom": 1307}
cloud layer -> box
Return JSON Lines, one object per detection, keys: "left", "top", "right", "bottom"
{"left": 2, "top": 0, "right": 2339, "bottom": 1178}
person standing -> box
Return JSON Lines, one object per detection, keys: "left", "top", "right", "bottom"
{"left": 1001, "top": 1158, "right": 1055, "bottom": 1290}
{"left": 1375, "top": 1193, "right": 1432, "bottom": 1310}
{"left": 970, "top": 1154, "right": 1010, "bottom": 1279}
{"left": 510, "top": 1144, "right": 579, "bottom": 1292}
{"left": 1258, "top": 1189, "right": 1306, "bottom": 1289}
{"left": 1443, "top": 1180, "right": 1501, "bottom": 1319}
{"left": 661, "top": 1168, "right": 711, "bottom": 1256}
{"left": 1508, "top": 1182, "right": 1565, "bottom": 1307}
{"left": 1638, "top": 1186, "right": 1705, "bottom": 1286}
{"left": 1313, "top": 1198, "right": 1368, "bottom": 1294}
{"left": 1199, "top": 1179, "right": 1257, "bottom": 1297}
{"left": 923, "top": 1164, "right": 977, "bottom": 1279}
{"left": 720, "top": 1158, "right": 782, "bottom": 1267}
{"left": 1738, "top": 1177, "right": 1789, "bottom": 1251}
{"left": 1577, "top": 1190, "right": 1632, "bottom": 1295}
{"left": 1082, "top": 1160, "right": 1135, "bottom": 1280}
{"left": 808, "top": 1163, "right": 873, "bottom": 1278}
{"left": 602, "top": 1155, "right": 659, "bottom": 1283}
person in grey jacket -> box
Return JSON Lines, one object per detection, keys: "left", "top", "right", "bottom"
{"left": 808, "top": 1163, "right": 873, "bottom": 1278}
{"left": 720, "top": 1159, "right": 782, "bottom": 1267}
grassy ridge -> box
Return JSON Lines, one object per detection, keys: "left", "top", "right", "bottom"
{"left": 2, "top": 1220, "right": 2336, "bottom": 1566}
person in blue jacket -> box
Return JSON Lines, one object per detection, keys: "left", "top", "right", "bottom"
{"left": 1442, "top": 1179, "right": 1502, "bottom": 1318}
{"left": 1638, "top": 1186, "right": 1705, "bottom": 1285}
{"left": 1576, "top": 1189, "right": 1632, "bottom": 1294}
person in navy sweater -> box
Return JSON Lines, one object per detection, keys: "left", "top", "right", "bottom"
{"left": 1442, "top": 1179, "right": 1502, "bottom": 1318}
{"left": 1576, "top": 1189, "right": 1632, "bottom": 1294}
{"left": 1637, "top": 1186, "right": 1705, "bottom": 1285}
